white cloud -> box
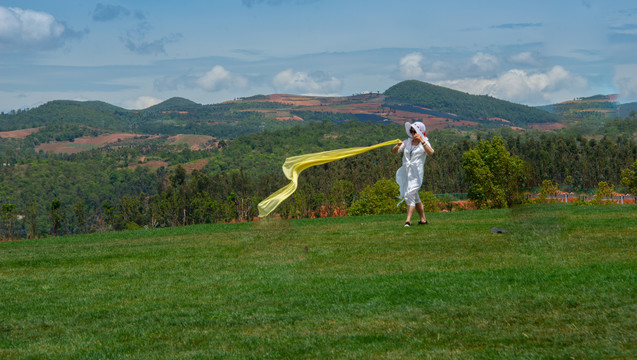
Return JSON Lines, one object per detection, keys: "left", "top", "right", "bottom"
{"left": 438, "top": 66, "right": 588, "bottom": 104}
{"left": 471, "top": 52, "right": 499, "bottom": 73}
{"left": 0, "top": 6, "right": 76, "bottom": 51}
{"left": 196, "top": 65, "right": 248, "bottom": 91}
{"left": 509, "top": 52, "right": 541, "bottom": 67}
{"left": 124, "top": 96, "right": 162, "bottom": 110}
{"left": 273, "top": 69, "right": 342, "bottom": 94}
{"left": 614, "top": 64, "right": 637, "bottom": 103}
{"left": 397, "top": 52, "right": 425, "bottom": 79}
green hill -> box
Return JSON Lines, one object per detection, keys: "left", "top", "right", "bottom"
{"left": 539, "top": 94, "right": 619, "bottom": 118}
{"left": 384, "top": 80, "right": 559, "bottom": 126}
{"left": 76, "top": 100, "right": 130, "bottom": 113}
{"left": 1, "top": 204, "right": 635, "bottom": 358}
{"left": 619, "top": 102, "right": 637, "bottom": 118}
{"left": 2, "top": 81, "right": 566, "bottom": 137}
{"left": 0, "top": 100, "right": 130, "bottom": 131}
{"left": 143, "top": 97, "right": 201, "bottom": 112}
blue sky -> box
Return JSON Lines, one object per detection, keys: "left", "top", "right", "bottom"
{"left": 1, "top": 0, "right": 636, "bottom": 112}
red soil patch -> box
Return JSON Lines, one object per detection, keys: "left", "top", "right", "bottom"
{"left": 181, "top": 158, "right": 211, "bottom": 173}
{"left": 528, "top": 122, "right": 567, "bottom": 131}
{"left": 0, "top": 127, "right": 41, "bottom": 139}
{"left": 167, "top": 134, "right": 215, "bottom": 150}
{"left": 268, "top": 94, "right": 323, "bottom": 106}
{"left": 228, "top": 93, "right": 529, "bottom": 131}
{"left": 488, "top": 117, "right": 510, "bottom": 123}
{"left": 127, "top": 160, "right": 170, "bottom": 171}
{"left": 35, "top": 143, "right": 88, "bottom": 154}
{"left": 258, "top": 93, "right": 385, "bottom": 107}
{"left": 35, "top": 133, "right": 145, "bottom": 153}
{"left": 276, "top": 115, "right": 303, "bottom": 121}
{"left": 74, "top": 133, "right": 141, "bottom": 145}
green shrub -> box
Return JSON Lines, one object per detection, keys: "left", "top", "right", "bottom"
{"left": 349, "top": 179, "right": 406, "bottom": 216}
{"left": 419, "top": 190, "right": 439, "bottom": 212}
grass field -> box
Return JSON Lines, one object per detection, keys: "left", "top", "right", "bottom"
{"left": 1, "top": 204, "right": 635, "bottom": 359}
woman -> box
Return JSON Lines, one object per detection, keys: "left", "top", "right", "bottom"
{"left": 392, "top": 121, "right": 434, "bottom": 227}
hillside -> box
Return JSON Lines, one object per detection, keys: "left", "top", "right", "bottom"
{"left": 384, "top": 80, "right": 560, "bottom": 127}
{"left": 144, "top": 97, "right": 201, "bottom": 112}
{"left": 0, "top": 81, "right": 565, "bottom": 142}
{"left": 539, "top": 94, "right": 619, "bottom": 118}
{"left": 619, "top": 102, "right": 637, "bottom": 118}
{"left": 0, "top": 100, "right": 129, "bottom": 131}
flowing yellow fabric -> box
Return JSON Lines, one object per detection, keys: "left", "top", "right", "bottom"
{"left": 258, "top": 139, "right": 401, "bottom": 217}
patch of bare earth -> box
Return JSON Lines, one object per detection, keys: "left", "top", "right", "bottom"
{"left": 127, "top": 159, "right": 170, "bottom": 171}
{"left": 167, "top": 134, "right": 216, "bottom": 150}
{"left": 181, "top": 158, "right": 211, "bottom": 173}
{"left": 529, "top": 122, "right": 567, "bottom": 130}
{"left": 276, "top": 115, "right": 303, "bottom": 121}
{"left": 35, "top": 133, "right": 145, "bottom": 154}
{"left": 226, "top": 93, "right": 486, "bottom": 130}
{"left": 0, "top": 127, "right": 41, "bottom": 139}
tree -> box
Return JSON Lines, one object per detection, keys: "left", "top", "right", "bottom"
{"left": 620, "top": 159, "right": 637, "bottom": 195}
{"left": 535, "top": 179, "right": 560, "bottom": 203}
{"left": 74, "top": 200, "right": 86, "bottom": 233}
{"left": 102, "top": 201, "right": 114, "bottom": 230}
{"left": 170, "top": 165, "right": 186, "bottom": 188}
{"left": 50, "top": 199, "right": 62, "bottom": 236}
{"left": 328, "top": 179, "right": 355, "bottom": 215}
{"left": 1, "top": 203, "right": 16, "bottom": 239}
{"left": 591, "top": 181, "right": 614, "bottom": 205}
{"left": 462, "top": 136, "right": 526, "bottom": 208}
{"left": 25, "top": 199, "right": 38, "bottom": 239}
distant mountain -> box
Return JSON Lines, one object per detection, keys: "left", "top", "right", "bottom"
{"left": 384, "top": 80, "right": 559, "bottom": 126}
{"left": 75, "top": 100, "right": 130, "bottom": 113}
{"left": 8, "top": 80, "right": 625, "bottom": 139}
{"left": 144, "top": 97, "right": 201, "bottom": 112}
{"left": 538, "top": 94, "right": 618, "bottom": 118}
{"left": 618, "top": 102, "right": 637, "bottom": 118}
{"left": 0, "top": 100, "right": 129, "bottom": 131}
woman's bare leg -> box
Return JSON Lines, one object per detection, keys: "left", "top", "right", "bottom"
{"left": 405, "top": 205, "right": 415, "bottom": 224}
{"left": 415, "top": 202, "right": 427, "bottom": 223}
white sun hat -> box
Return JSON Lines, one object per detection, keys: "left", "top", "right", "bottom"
{"left": 404, "top": 121, "right": 426, "bottom": 139}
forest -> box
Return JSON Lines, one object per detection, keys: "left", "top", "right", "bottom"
{"left": 1, "top": 114, "right": 636, "bottom": 239}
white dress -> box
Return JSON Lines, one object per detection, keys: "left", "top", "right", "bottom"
{"left": 396, "top": 139, "right": 430, "bottom": 205}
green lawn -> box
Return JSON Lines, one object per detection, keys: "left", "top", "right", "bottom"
{"left": 1, "top": 204, "right": 635, "bottom": 359}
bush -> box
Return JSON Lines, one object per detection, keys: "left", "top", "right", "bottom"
{"left": 349, "top": 179, "right": 406, "bottom": 216}
{"left": 419, "top": 191, "right": 439, "bottom": 212}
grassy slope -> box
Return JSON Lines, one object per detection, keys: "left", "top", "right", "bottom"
{"left": 1, "top": 204, "right": 635, "bottom": 359}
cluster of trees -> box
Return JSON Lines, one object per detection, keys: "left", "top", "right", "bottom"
{"left": 462, "top": 137, "right": 526, "bottom": 208}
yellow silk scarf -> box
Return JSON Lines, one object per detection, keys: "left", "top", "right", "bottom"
{"left": 258, "top": 139, "right": 401, "bottom": 217}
